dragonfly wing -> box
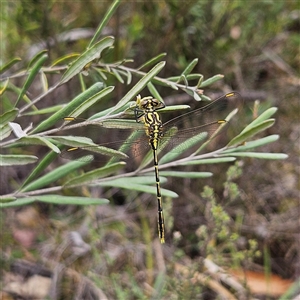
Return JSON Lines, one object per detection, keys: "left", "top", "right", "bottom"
{"left": 159, "top": 92, "right": 243, "bottom": 152}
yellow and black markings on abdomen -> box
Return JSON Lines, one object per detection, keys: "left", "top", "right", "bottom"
{"left": 138, "top": 98, "right": 165, "bottom": 243}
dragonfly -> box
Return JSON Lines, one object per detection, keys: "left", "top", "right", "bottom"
{"left": 60, "top": 92, "right": 243, "bottom": 243}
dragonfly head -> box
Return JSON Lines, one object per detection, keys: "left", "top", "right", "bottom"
{"left": 136, "top": 95, "right": 164, "bottom": 110}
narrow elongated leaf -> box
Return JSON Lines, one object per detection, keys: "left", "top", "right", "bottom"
{"left": 96, "top": 178, "right": 178, "bottom": 198}
{"left": 0, "top": 108, "right": 19, "bottom": 125}
{"left": 159, "top": 132, "right": 208, "bottom": 164}
{"left": 65, "top": 162, "right": 125, "bottom": 186}
{"left": 0, "top": 154, "right": 38, "bottom": 166}
{"left": 227, "top": 119, "right": 275, "bottom": 147}
{"left": 0, "top": 79, "right": 9, "bottom": 95}
{"left": 167, "top": 74, "right": 203, "bottom": 82}
{"left": 181, "top": 58, "right": 198, "bottom": 76}
{"left": 60, "top": 36, "right": 114, "bottom": 84}
{"left": 0, "top": 196, "right": 17, "bottom": 203}
{"left": 32, "top": 82, "right": 103, "bottom": 133}
{"left": 0, "top": 124, "right": 12, "bottom": 140}
{"left": 21, "top": 160, "right": 90, "bottom": 192}
{"left": 147, "top": 81, "right": 164, "bottom": 103}
{"left": 222, "top": 135, "right": 279, "bottom": 153}
{"left": 138, "top": 53, "right": 167, "bottom": 70}
{"left": 112, "top": 69, "right": 124, "bottom": 83}
{"left": 125, "top": 69, "right": 132, "bottom": 85}
{"left": 88, "top": 0, "right": 120, "bottom": 47}
{"left": 182, "top": 157, "right": 237, "bottom": 166}
{"left": 120, "top": 176, "right": 167, "bottom": 185}
{"left": 101, "top": 119, "right": 144, "bottom": 129}
{"left": 240, "top": 107, "right": 278, "bottom": 134}
{"left": 196, "top": 74, "right": 204, "bottom": 89}
{"left": 0, "top": 198, "right": 35, "bottom": 207}
{"left": 28, "top": 50, "right": 48, "bottom": 68}
{"left": 0, "top": 195, "right": 109, "bottom": 208}
{"left": 16, "top": 53, "right": 48, "bottom": 105}
{"left": 158, "top": 104, "right": 190, "bottom": 113}
{"left": 21, "top": 150, "right": 61, "bottom": 187}
{"left": 32, "top": 195, "right": 109, "bottom": 205}
{"left": 220, "top": 152, "right": 288, "bottom": 159}
{"left": 40, "top": 71, "right": 48, "bottom": 92}
{"left": 51, "top": 53, "right": 80, "bottom": 66}
{"left": 0, "top": 57, "right": 21, "bottom": 74}
{"left": 49, "top": 136, "right": 95, "bottom": 147}
{"left": 24, "top": 104, "right": 64, "bottom": 116}
{"left": 17, "top": 136, "right": 60, "bottom": 153}
{"left": 179, "top": 74, "right": 189, "bottom": 86}
{"left": 50, "top": 136, "right": 128, "bottom": 161}
{"left": 200, "top": 74, "right": 224, "bottom": 88}
{"left": 112, "top": 61, "right": 166, "bottom": 112}
{"left": 66, "top": 85, "right": 114, "bottom": 118}
{"left": 159, "top": 171, "right": 212, "bottom": 178}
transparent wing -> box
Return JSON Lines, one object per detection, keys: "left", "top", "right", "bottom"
{"left": 57, "top": 92, "right": 243, "bottom": 163}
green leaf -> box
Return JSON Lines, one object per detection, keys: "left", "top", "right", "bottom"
{"left": 88, "top": 0, "right": 120, "bottom": 47}
{"left": 240, "top": 107, "right": 278, "bottom": 134}
{"left": 48, "top": 136, "right": 95, "bottom": 147}
{"left": 16, "top": 53, "right": 48, "bottom": 105}
{"left": 182, "top": 157, "right": 237, "bottom": 166}
{"left": 0, "top": 124, "right": 12, "bottom": 141}
{"left": 220, "top": 152, "right": 288, "bottom": 160}
{"left": 0, "top": 108, "right": 19, "bottom": 125}
{"left": 0, "top": 198, "right": 35, "bottom": 208}
{"left": 31, "top": 82, "right": 104, "bottom": 133}
{"left": 125, "top": 69, "right": 132, "bottom": 85}
{"left": 23, "top": 104, "right": 65, "bottom": 116}
{"left": 33, "top": 195, "right": 109, "bottom": 205}
{"left": 50, "top": 136, "right": 128, "bottom": 161}
{"left": 147, "top": 82, "right": 164, "bottom": 103}
{"left": 222, "top": 135, "right": 279, "bottom": 153}
{"left": 40, "top": 71, "right": 48, "bottom": 92}
{"left": 227, "top": 119, "right": 275, "bottom": 147}
{"left": 18, "top": 136, "right": 60, "bottom": 153}
{"left": 112, "top": 61, "right": 166, "bottom": 112}
{"left": 159, "top": 171, "right": 212, "bottom": 178}
{"left": 112, "top": 69, "right": 124, "bottom": 83}
{"left": 0, "top": 57, "right": 22, "bottom": 74}
{"left": 0, "top": 154, "right": 38, "bottom": 166}
{"left": 200, "top": 74, "right": 224, "bottom": 88}
{"left": 21, "top": 150, "right": 61, "bottom": 188}
{"left": 159, "top": 104, "right": 190, "bottom": 113}
{"left": 120, "top": 176, "right": 167, "bottom": 185}
{"left": 0, "top": 196, "right": 17, "bottom": 203}
{"left": 60, "top": 36, "right": 114, "bottom": 84}
{"left": 65, "top": 162, "right": 125, "bottom": 186}
{"left": 101, "top": 119, "right": 144, "bottom": 129}
{"left": 21, "top": 160, "right": 91, "bottom": 192}
{"left": 0, "top": 195, "right": 109, "bottom": 208}
{"left": 159, "top": 132, "right": 208, "bottom": 165}
{"left": 138, "top": 53, "right": 167, "bottom": 70}
{"left": 179, "top": 74, "right": 189, "bottom": 86}
{"left": 51, "top": 53, "right": 80, "bottom": 66}
{"left": 0, "top": 79, "right": 9, "bottom": 95}
{"left": 64, "top": 85, "right": 114, "bottom": 119}
{"left": 181, "top": 58, "right": 198, "bottom": 76}
{"left": 97, "top": 178, "right": 178, "bottom": 198}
